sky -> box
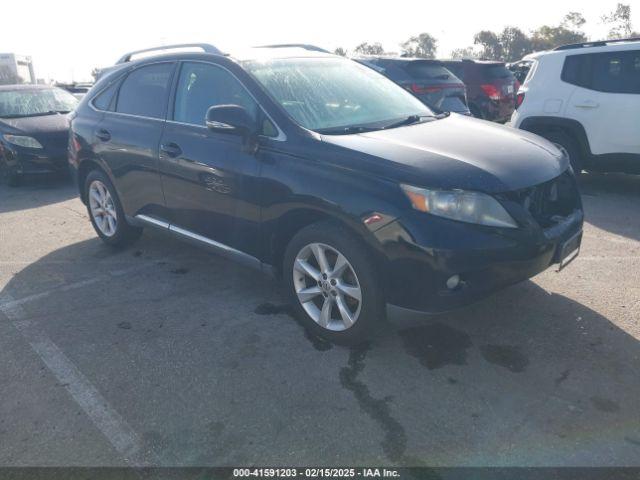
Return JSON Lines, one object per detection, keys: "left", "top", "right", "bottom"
{"left": 1, "top": 0, "right": 638, "bottom": 82}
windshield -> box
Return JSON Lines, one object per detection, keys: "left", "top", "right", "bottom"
{"left": 0, "top": 88, "right": 78, "bottom": 118}
{"left": 244, "top": 57, "right": 433, "bottom": 133}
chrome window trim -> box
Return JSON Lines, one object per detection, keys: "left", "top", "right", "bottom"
{"left": 170, "top": 60, "right": 287, "bottom": 141}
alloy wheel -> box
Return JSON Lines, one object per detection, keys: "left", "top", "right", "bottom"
{"left": 88, "top": 180, "right": 117, "bottom": 237}
{"left": 292, "top": 243, "right": 362, "bottom": 331}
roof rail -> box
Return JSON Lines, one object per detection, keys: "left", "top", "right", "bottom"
{"left": 554, "top": 36, "right": 640, "bottom": 51}
{"left": 256, "top": 44, "right": 330, "bottom": 54}
{"left": 116, "top": 43, "right": 224, "bottom": 64}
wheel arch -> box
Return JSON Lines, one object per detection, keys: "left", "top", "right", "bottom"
{"left": 76, "top": 158, "right": 117, "bottom": 205}
{"left": 519, "top": 116, "right": 592, "bottom": 160}
{"left": 265, "top": 206, "right": 387, "bottom": 279}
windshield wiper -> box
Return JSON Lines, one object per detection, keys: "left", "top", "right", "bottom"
{"left": 1, "top": 110, "right": 72, "bottom": 119}
{"left": 382, "top": 114, "right": 435, "bottom": 130}
{"left": 316, "top": 125, "right": 381, "bottom": 135}
{"left": 28, "top": 110, "right": 71, "bottom": 117}
{"left": 317, "top": 112, "right": 450, "bottom": 135}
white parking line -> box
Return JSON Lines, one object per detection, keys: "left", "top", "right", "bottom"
{"left": 0, "top": 272, "right": 158, "bottom": 466}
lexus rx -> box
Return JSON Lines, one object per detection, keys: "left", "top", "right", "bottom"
{"left": 69, "top": 44, "right": 583, "bottom": 344}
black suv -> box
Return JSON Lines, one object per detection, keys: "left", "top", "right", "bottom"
{"left": 440, "top": 59, "right": 518, "bottom": 123}
{"left": 354, "top": 57, "right": 470, "bottom": 115}
{"left": 69, "top": 44, "right": 583, "bottom": 344}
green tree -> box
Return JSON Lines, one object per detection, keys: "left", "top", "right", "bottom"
{"left": 530, "top": 25, "right": 587, "bottom": 50}
{"left": 334, "top": 47, "right": 347, "bottom": 57}
{"left": 400, "top": 33, "right": 438, "bottom": 58}
{"left": 562, "top": 12, "right": 586, "bottom": 29}
{"left": 450, "top": 47, "right": 479, "bottom": 59}
{"left": 602, "top": 3, "right": 635, "bottom": 38}
{"left": 354, "top": 42, "right": 385, "bottom": 55}
{"left": 499, "top": 27, "right": 534, "bottom": 61}
{"left": 473, "top": 31, "right": 503, "bottom": 60}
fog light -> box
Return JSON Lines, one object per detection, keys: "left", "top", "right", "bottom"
{"left": 446, "top": 275, "right": 460, "bottom": 290}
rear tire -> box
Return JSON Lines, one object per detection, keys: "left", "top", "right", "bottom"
{"left": 84, "top": 170, "right": 142, "bottom": 248}
{"left": 283, "top": 221, "right": 386, "bottom": 345}
{"left": 543, "top": 131, "right": 583, "bottom": 174}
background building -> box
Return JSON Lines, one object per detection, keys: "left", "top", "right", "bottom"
{"left": 0, "top": 53, "right": 36, "bottom": 84}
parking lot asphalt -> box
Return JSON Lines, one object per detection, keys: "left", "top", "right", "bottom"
{"left": 0, "top": 173, "right": 639, "bottom": 467}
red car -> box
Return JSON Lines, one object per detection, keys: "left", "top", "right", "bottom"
{"left": 441, "top": 59, "right": 518, "bottom": 123}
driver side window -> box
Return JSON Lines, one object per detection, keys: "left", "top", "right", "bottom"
{"left": 173, "top": 62, "right": 259, "bottom": 127}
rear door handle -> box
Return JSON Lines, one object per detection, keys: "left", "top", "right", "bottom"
{"left": 95, "top": 129, "right": 111, "bottom": 142}
{"left": 160, "top": 142, "right": 182, "bottom": 158}
{"left": 574, "top": 100, "right": 599, "bottom": 109}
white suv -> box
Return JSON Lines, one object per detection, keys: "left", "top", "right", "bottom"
{"left": 511, "top": 38, "right": 640, "bottom": 174}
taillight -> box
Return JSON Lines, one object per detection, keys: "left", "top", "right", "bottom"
{"left": 409, "top": 83, "right": 442, "bottom": 94}
{"left": 516, "top": 92, "right": 525, "bottom": 109}
{"left": 480, "top": 84, "right": 502, "bottom": 101}
{"left": 68, "top": 134, "right": 82, "bottom": 165}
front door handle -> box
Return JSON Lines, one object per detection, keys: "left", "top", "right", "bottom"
{"left": 160, "top": 142, "right": 182, "bottom": 158}
{"left": 574, "top": 100, "right": 599, "bottom": 109}
{"left": 95, "top": 129, "right": 111, "bottom": 142}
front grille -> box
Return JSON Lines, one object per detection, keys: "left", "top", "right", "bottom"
{"left": 505, "top": 171, "right": 580, "bottom": 228}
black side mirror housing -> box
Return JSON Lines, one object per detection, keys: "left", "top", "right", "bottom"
{"left": 205, "top": 105, "right": 256, "bottom": 136}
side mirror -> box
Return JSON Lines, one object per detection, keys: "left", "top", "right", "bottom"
{"left": 205, "top": 105, "right": 256, "bottom": 136}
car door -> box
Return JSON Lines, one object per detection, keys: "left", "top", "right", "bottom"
{"left": 159, "top": 61, "right": 267, "bottom": 257}
{"left": 564, "top": 49, "right": 640, "bottom": 156}
{"left": 93, "top": 62, "right": 176, "bottom": 220}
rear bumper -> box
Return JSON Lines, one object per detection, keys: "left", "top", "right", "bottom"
{"left": 474, "top": 97, "right": 515, "bottom": 123}
{"left": 375, "top": 208, "right": 583, "bottom": 313}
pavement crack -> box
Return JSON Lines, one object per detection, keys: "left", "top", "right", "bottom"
{"left": 339, "top": 343, "right": 407, "bottom": 463}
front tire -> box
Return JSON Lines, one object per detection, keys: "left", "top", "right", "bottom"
{"left": 84, "top": 170, "right": 142, "bottom": 247}
{"left": 283, "top": 222, "right": 386, "bottom": 345}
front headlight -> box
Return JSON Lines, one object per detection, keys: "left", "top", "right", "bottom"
{"left": 2, "top": 135, "right": 43, "bottom": 149}
{"left": 401, "top": 184, "right": 518, "bottom": 228}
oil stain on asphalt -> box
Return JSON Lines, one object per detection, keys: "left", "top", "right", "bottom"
{"left": 254, "top": 302, "right": 333, "bottom": 351}
{"left": 398, "top": 323, "right": 472, "bottom": 370}
{"left": 339, "top": 343, "right": 407, "bottom": 463}
{"left": 480, "top": 344, "right": 529, "bottom": 373}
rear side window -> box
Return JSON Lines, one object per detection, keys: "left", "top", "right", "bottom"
{"left": 591, "top": 50, "right": 640, "bottom": 94}
{"left": 116, "top": 63, "right": 174, "bottom": 119}
{"left": 561, "top": 54, "right": 591, "bottom": 88}
{"left": 562, "top": 51, "right": 640, "bottom": 94}
{"left": 92, "top": 81, "right": 119, "bottom": 111}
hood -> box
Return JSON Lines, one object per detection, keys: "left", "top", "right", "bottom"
{"left": 0, "top": 113, "right": 70, "bottom": 151}
{"left": 321, "top": 114, "right": 568, "bottom": 193}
